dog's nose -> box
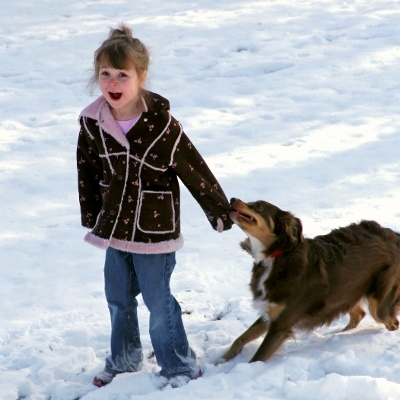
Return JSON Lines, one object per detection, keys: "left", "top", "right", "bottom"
{"left": 230, "top": 198, "right": 238, "bottom": 205}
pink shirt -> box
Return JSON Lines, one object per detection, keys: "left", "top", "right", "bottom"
{"left": 116, "top": 114, "right": 141, "bottom": 135}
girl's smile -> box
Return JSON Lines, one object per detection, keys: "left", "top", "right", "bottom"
{"left": 99, "top": 66, "right": 145, "bottom": 120}
{"left": 109, "top": 92, "right": 122, "bottom": 100}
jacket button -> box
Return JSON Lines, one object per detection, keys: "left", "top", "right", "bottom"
{"left": 110, "top": 210, "right": 116, "bottom": 216}
{"left": 116, "top": 174, "right": 123, "bottom": 181}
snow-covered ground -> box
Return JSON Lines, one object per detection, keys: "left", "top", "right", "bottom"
{"left": 1, "top": 1, "right": 400, "bottom": 399}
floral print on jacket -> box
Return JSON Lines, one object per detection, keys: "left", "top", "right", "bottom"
{"left": 77, "top": 91, "right": 232, "bottom": 254}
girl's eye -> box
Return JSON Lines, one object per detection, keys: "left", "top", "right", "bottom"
{"left": 119, "top": 73, "right": 128, "bottom": 77}
{"left": 100, "top": 71, "right": 110, "bottom": 76}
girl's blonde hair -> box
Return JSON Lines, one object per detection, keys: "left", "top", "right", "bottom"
{"left": 88, "top": 24, "right": 150, "bottom": 94}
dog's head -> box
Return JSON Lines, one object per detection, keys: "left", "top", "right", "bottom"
{"left": 230, "top": 198, "right": 303, "bottom": 260}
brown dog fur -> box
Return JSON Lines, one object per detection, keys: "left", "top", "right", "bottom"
{"left": 217, "top": 198, "right": 400, "bottom": 364}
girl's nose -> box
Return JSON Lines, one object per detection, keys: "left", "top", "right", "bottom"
{"left": 109, "top": 77, "right": 118, "bottom": 86}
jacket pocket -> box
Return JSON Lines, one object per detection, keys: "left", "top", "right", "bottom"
{"left": 137, "top": 190, "right": 175, "bottom": 234}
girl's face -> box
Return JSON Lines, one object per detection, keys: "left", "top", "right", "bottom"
{"left": 99, "top": 65, "right": 146, "bottom": 120}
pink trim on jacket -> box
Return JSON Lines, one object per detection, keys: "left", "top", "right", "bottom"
{"left": 84, "top": 232, "right": 184, "bottom": 254}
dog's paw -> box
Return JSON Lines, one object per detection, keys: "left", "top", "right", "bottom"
{"left": 213, "top": 357, "right": 227, "bottom": 366}
{"left": 385, "top": 317, "right": 399, "bottom": 331}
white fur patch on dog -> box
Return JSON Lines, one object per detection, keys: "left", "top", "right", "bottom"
{"left": 252, "top": 256, "right": 275, "bottom": 322}
{"left": 248, "top": 235, "right": 267, "bottom": 263}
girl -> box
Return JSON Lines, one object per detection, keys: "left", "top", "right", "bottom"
{"left": 77, "top": 24, "right": 232, "bottom": 388}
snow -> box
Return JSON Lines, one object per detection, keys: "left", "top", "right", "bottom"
{"left": 1, "top": 0, "right": 400, "bottom": 399}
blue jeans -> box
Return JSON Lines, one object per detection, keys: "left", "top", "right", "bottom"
{"left": 103, "top": 247, "right": 198, "bottom": 378}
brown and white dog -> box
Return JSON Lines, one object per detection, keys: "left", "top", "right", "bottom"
{"left": 217, "top": 198, "right": 400, "bottom": 364}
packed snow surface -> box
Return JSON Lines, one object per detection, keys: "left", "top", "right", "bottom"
{"left": 1, "top": 1, "right": 400, "bottom": 399}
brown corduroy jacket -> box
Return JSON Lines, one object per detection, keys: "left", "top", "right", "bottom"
{"left": 77, "top": 91, "right": 232, "bottom": 254}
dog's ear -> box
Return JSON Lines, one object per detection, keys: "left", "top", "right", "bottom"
{"left": 286, "top": 215, "right": 304, "bottom": 244}
{"left": 240, "top": 238, "right": 252, "bottom": 254}
{"left": 276, "top": 211, "right": 304, "bottom": 247}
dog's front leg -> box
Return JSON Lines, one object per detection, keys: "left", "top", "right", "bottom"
{"left": 249, "top": 319, "right": 292, "bottom": 363}
{"left": 215, "top": 317, "right": 269, "bottom": 364}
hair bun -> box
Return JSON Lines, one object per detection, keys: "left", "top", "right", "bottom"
{"left": 110, "top": 24, "right": 133, "bottom": 39}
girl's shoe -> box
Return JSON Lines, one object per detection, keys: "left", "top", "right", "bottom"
{"left": 92, "top": 370, "right": 116, "bottom": 387}
{"left": 157, "top": 368, "right": 203, "bottom": 389}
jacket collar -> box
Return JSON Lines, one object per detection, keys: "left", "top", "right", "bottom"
{"left": 80, "top": 95, "right": 149, "bottom": 149}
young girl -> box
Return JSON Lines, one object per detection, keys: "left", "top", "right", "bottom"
{"left": 77, "top": 24, "right": 232, "bottom": 388}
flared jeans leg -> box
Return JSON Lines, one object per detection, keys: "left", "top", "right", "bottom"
{"left": 104, "top": 248, "right": 143, "bottom": 374}
{"left": 132, "top": 252, "right": 197, "bottom": 378}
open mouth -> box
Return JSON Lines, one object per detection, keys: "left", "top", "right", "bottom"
{"left": 109, "top": 92, "right": 122, "bottom": 100}
{"left": 230, "top": 209, "right": 256, "bottom": 222}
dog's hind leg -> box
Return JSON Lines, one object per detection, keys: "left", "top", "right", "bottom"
{"left": 215, "top": 317, "right": 269, "bottom": 364}
{"left": 342, "top": 303, "right": 366, "bottom": 331}
{"left": 368, "top": 263, "right": 400, "bottom": 331}
{"left": 369, "top": 294, "right": 400, "bottom": 331}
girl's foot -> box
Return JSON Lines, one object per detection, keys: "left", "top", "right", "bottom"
{"left": 154, "top": 368, "right": 203, "bottom": 389}
{"left": 92, "top": 370, "right": 116, "bottom": 387}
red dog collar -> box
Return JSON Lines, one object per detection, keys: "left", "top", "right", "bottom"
{"left": 270, "top": 250, "right": 285, "bottom": 258}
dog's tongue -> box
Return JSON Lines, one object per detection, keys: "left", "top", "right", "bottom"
{"left": 110, "top": 92, "right": 122, "bottom": 100}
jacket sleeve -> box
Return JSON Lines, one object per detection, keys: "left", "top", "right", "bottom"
{"left": 171, "top": 127, "right": 232, "bottom": 232}
{"left": 76, "top": 118, "right": 103, "bottom": 229}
